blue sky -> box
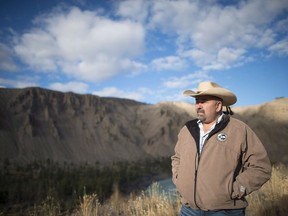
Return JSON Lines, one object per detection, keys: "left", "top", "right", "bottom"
{"left": 0, "top": 0, "right": 287, "bottom": 106}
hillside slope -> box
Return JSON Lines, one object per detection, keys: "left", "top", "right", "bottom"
{"left": 0, "top": 88, "right": 287, "bottom": 164}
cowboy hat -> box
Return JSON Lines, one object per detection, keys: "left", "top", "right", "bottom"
{"left": 183, "top": 81, "right": 237, "bottom": 106}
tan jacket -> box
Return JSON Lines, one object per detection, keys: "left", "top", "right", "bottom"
{"left": 171, "top": 115, "right": 271, "bottom": 210}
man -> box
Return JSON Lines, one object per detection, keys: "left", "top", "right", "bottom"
{"left": 171, "top": 81, "right": 271, "bottom": 216}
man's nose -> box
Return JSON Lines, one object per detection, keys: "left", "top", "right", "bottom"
{"left": 195, "top": 103, "right": 203, "bottom": 109}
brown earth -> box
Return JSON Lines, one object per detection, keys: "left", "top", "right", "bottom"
{"left": 0, "top": 87, "right": 287, "bottom": 165}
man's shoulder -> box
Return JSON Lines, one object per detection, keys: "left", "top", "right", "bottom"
{"left": 185, "top": 119, "right": 198, "bottom": 127}
{"left": 228, "top": 116, "right": 249, "bottom": 128}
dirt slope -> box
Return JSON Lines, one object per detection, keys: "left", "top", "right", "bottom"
{"left": 0, "top": 87, "right": 287, "bottom": 164}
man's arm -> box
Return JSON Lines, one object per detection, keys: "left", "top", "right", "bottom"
{"left": 232, "top": 126, "right": 272, "bottom": 198}
{"left": 171, "top": 149, "right": 180, "bottom": 184}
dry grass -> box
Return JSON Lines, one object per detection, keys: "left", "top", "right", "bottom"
{"left": 31, "top": 195, "right": 61, "bottom": 216}
{"left": 27, "top": 164, "right": 287, "bottom": 216}
{"left": 246, "top": 163, "right": 288, "bottom": 216}
{"left": 72, "top": 182, "right": 181, "bottom": 216}
{"left": 73, "top": 193, "right": 101, "bottom": 216}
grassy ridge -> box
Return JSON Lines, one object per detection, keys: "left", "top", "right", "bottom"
{"left": 0, "top": 158, "right": 171, "bottom": 215}
{"left": 1, "top": 161, "right": 287, "bottom": 215}
{"left": 42, "top": 164, "right": 288, "bottom": 216}
{"left": 246, "top": 163, "right": 288, "bottom": 216}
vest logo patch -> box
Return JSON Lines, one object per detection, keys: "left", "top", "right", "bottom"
{"left": 217, "top": 133, "right": 227, "bottom": 142}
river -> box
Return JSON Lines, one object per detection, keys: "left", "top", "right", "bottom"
{"left": 146, "top": 177, "right": 178, "bottom": 202}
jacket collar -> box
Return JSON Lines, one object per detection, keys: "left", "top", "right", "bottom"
{"left": 185, "top": 114, "right": 230, "bottom": 153}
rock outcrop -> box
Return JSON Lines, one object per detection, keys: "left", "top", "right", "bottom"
{"left": 0, "top": 87, "right": 287, "bottom": 164}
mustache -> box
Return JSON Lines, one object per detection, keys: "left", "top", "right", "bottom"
{"left": 197, "top": 108, "right": 205, "bottom": 114}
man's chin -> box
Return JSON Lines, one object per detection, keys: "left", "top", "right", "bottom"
{"left": 197, "top": 116, "right": 205, "bottom": 122}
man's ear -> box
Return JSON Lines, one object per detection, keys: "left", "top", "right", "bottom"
{"left": 216, "top": 101, "right": 223, "bottom": 112}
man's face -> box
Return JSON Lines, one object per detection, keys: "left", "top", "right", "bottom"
{"left": 195, "top": 95, "right": 222, "bottom": 123}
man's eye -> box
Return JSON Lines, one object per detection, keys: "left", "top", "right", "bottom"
{"left": 196, "top": 100, "right": 207, "bottom": 103}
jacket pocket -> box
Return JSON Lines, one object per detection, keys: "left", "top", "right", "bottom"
{"left": 228, "top": 178, "right": 236, "bottom": 199}
{"left": 232, "top": 181, "right": 246, "bottom": 199}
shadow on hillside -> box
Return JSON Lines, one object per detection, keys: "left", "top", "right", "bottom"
{"left": 255, "top": 195, "right": 288, "bottom": 216}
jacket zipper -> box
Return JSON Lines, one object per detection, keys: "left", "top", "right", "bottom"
{"left": 194, "top": 128, "right": 222, "bottom": 209}
{"left": 186, "top": 115, "right": 230, "bottom": 210}
{"left": 194, "top": 149, "right": 201, "bottom": 209}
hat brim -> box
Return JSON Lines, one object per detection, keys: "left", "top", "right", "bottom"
{"left": 183, "top": 88, "right": 237, "bottom": 106}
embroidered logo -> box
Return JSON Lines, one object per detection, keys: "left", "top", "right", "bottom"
{"left": 217, "top": 133, "right": 227, "bottom": 142}
{"left": 240, "top": 185, "right": 246, "bottom": 193}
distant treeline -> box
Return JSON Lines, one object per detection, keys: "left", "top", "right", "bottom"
{"left": 0, "top": 158, "right": 171, "bottom": 214}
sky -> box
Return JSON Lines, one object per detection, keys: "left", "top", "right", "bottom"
{"left": 0, "top": 0, "right": 288, "bottom": 107}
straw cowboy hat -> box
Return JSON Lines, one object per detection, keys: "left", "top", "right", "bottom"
{"left": 183, "top": 81, "right": 237, "bottom": 106}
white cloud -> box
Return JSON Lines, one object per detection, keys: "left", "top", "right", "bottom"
{"left": 148, "top": 0, "right": 198, "bottom": 33}
{"left": 269, "top": 39, "right": 288, "bottom": 55}
{"left": 181, "top": 49, "right": 214, "bottom": 68}
{"left": 0, "top": 43, "right": 18, "bottom": 71}
{"left": 13, "top": 6, "right": 146, "bottom": 82}
{"left": 158, "top": 70, "right": 212, "bottom": 102}
{"left": 48, "top": 81, "right": 89, "bottom": 94}
{"left": 116, "top": 0, "right": 150, "bottom": 23}
{"left": 2, "top": 0, "right": 287, "bottom": 106}
{"left": 93, "top": 87, "right": 145, "bottom": 101}
{"left": 145, "top": 0, "right": 288, "bottom": 70}
{"left": 14, "top": 29, "right": 59, "bottom": 71}
{"left": 254, "top": 29, "right": 276, "bottom": 48}
{"left": 151, "top": 56, "right": 187, "bottom": 71}
{"left": 203, "top": 48, "right": 246, "bottom": 71}
{"left": 8, "top": 0, "right": 288, "bottom": 79}
{"left": 217, "top": 48, "right": 245, "bottom": 64}
{"left": 0, "top": 77, "right": 38, "bottom": 88}
{"left": 163, "top": 70, "right": 211, "bottom": 89}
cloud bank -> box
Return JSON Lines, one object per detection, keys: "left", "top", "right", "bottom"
{"left": 0, "top": 0, "right": 287, "bottom": 101}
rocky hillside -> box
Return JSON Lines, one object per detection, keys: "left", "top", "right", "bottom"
{"left": 0, "top": 87, "right": 287, "bottom": 164}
